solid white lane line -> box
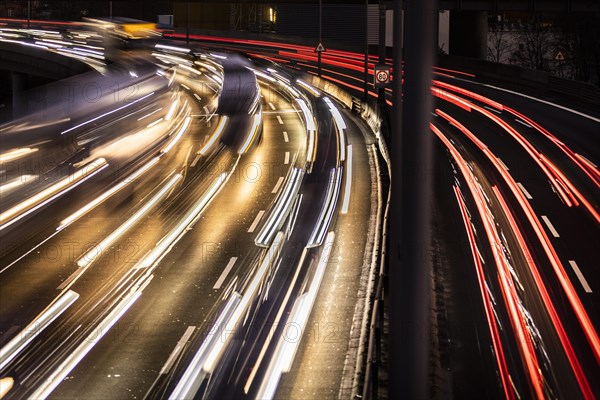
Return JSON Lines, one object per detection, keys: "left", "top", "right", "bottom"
{"left": 248, "top": 210, "right": 265, "bottom": 233}
{"left": 284, "top": 151, "right": 290, "bottom": 165}
{"left": 568, "top": 261, "right": 592, "bottom": 293}
{"left": 214, "top": 257, "right": 238, "bottom": 290}
{"left": 541, "top": 215, "right": 560, "bottom": 237}
{"left": 272, "top": 177, "right": 284, "bottom": 194}
{"left": 515, "top": 118, "right": 533, "bottom": 128}
{"left": 341, "top": 145, "right": 353, "bottom": 214}
{"left": 283, "top": 131, "right": 289, "bottom": 142}
{"left": 478, "top": 82, "right": 600, "bottom": 123}
{"left": 276, "top": 116, "right": 284, "bottom": 125}
{"left": 517, "top": 182, "right": 533, "bottom": 199}
{"left": 160, "top": 326, "right": 196, "bottom": 374}
{"left": 268, "top": 102, "right": 276, "bottom": 110}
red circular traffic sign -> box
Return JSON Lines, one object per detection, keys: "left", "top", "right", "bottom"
{"left": 376, "top": 70, "right": 389, "bottom": 83}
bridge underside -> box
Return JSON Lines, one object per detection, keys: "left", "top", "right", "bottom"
{"left": 171, "top": 0, "right": 598, "bottom": 13}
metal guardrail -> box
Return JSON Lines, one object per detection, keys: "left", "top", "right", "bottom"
{"left": 361, "top": 108, "right": 390, "bottom": 400}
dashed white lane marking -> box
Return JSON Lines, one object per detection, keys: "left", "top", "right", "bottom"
{"left": 515, "top": 118, "right": 533, "bottom": 128}
{"left": 193, "top": 93, "right": 202, "bottom": 101}
{"left": 57, "top": 268, "right": 84, "bottom": 290}
{"left": 180, "top": 83, "right": 190, "bottom": 90}
{"left": 276, "top": 115, "right": 284, "bottom": 125}
{"left": 191, "top": 153, "right": 202, "bottom": 168}
{"left": 263, "top": 109, "right": 297, "bottom": 115}
{"left": 498, "top": 158, "right": 509, "bottom": 170}
{"left": 484, "top": 105, "right": 502, "bottom": 114}
{"left": 214, "top": 257, "right": 238, "bottom": 290}
{"left": 272, "top": 177, "right": 284, "bottom": 194}
{"left": 577, "top": 153, "right": 597, "bottom": 168}
{"left": 268, "top": 102, "right": 276, "bottom": 110}
{"left": 517, "top": 182, "right": 533, "bottom": 199}
{"left": 160, "top": 326, "right": 196, "bottom": 374}
{"left": 284, "top": 151, "right": 290, "bottom": 165}
{"left": 568, "top": 260, "right": 592, "bottom": 293}
{"left": 283, "top": 131, "right": 289, "bottom": 142}
{"left": 248, "top": 210, "right": 265, "bottom": 233}
{"left": 541, "top": 215, "right": 560, "bottom": 237}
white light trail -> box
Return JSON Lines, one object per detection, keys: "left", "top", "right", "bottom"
{"left": 76, "top": 173, "right": 182, "bottom": 268}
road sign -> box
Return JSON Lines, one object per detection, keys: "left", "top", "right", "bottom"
{"left": 315, "top": 42, "right": 326, "bottom": 52}
{"left": 374, "top": 64, "right": 391, "bottom": 88}
{"left": 555, "top": 51, "right": 565, "bottom": 61}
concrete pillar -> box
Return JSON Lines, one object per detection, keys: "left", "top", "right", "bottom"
{"left": 449, "top": 11, "right": 488, "bottom": 59}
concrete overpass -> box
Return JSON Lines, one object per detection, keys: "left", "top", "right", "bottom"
{"left": 0, "top": 41, "right": 91, "bottom": 121}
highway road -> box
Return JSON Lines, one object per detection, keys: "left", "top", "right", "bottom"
{"left": 0, "top": 21, "right": 598, "bottom": 400}
{"left": 186, "top": 34, "right": 599, "bottom": 399}
{"left": 0, "top": 29, "right": 380, "bottom": 400}
{"left": 430, "top": 80, "right": 600, "bottom": 398}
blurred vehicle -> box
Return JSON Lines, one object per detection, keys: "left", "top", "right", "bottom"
{"left": 216, "top": 54, "right": 263, "bottom": 153}
{"left": 83, "top": 17, "right": 161, "bottom": 49}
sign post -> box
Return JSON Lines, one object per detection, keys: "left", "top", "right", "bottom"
{"left": 555, "top": 51, "right": 565, "bottom": 77}
{"left": 315, "top": 42, "right": 326, "bottom": 76}
{"left": 374, "top": 64, "right": 391, "bottom": 88}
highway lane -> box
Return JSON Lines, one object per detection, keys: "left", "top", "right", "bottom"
{"left": 167, "top": 85, "right": 342, "bottom": 400}
{"left": 48, "top": 79, "right": 308, "bottom": 399}
{"left": 0, "top": 85, "right": 221, "bottom": 398}
{"left": 432, "top": 108, "right": 599, "bottom": 397}
{"left": 0, "top": 65, "right": 177, "bottom": 252}
{"left": 431, "top": 143, "right": 507, "bottom": 399}
{"left": 274, "top": 107, "right": 378, "bottom": 399}
{"left": 0, "top": 63, "right": 218, "bottom": 334}
{"left": 0, "top": 48, "right": 241, "bottom": 395}
{"left": 138, "top": 76, "right": 363, "bottom": 400}
{"left": 0, "top": 127, "right": 190, "bottom": 336}
{"left": 431, "top": 93, "right": 599, "bottom": 324}
{"left": 435, "top": 75, "right": 600, "bottom": 151}
{"left": 434, "top": 121, "right": 577, "bottom": 397}
{"left": 0, "top": 39, "right": 330, "bottom": 399}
